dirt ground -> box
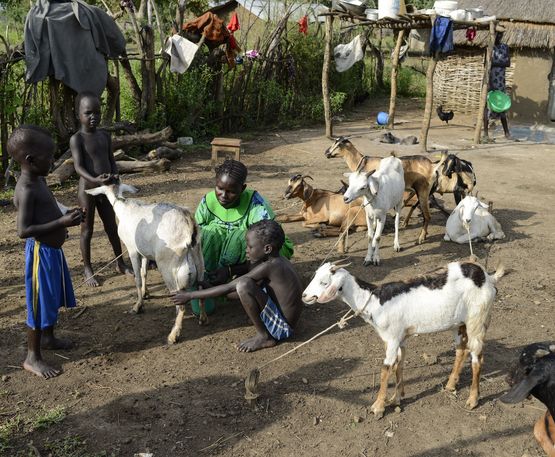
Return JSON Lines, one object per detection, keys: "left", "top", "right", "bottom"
{"left": 1, "top": 99, "right": 554, "bottom": 457}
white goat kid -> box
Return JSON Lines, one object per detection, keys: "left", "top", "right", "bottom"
{"left": 85, "top": 182, "right": 205, "bottom": 344}
{"left": 343, "top": 155, "right": 405, "bottom": 266}
{"left": 302, "top": 260, "right": 504, "bottom": 418}
{"left": 444, "top": 195, "right": 505, "bottom": 244}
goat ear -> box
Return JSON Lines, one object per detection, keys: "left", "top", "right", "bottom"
{"left": 118, "top": 184, "right": 138, "bottom": 197}
{"left": 479, "top": 200, "right": 489, "bottom": 209}
{"left": 343, "top": 172, "right": 352, "bottom": 178}
{"left": 317, "top": 284, "right": 338, "bottom": 303}
{"left": 500, "top": 367, "right": 547, "bottom": 404}
{"left": 85, "top": 186, "right": 105, "bottom": 196}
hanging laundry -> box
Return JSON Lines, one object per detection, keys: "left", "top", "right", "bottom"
{"left": 227, "top": 12, "right": 240, "bottom": 32}
{"left": 334, "top": 34, "right": 364, "bottom": 72}
{"left": 466, "top": 27, "right": 477, "bottom": 42}
{"left": 298, "top": 15, "right": 308, "bottom": 35}
{"left": 429, "top": 16, "right": 454, "bottom": 55}
{"left": 164, "top": 34, "right": 199, "bottom": 73}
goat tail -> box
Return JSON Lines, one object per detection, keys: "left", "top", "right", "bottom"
{"left": 491, "top": 263, "right": 505, "bottom": 283}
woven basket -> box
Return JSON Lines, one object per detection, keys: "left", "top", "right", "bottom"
{"left": 433, "top": 50, "right": 515, "bottom": 115}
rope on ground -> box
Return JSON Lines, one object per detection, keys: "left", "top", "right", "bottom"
{"left": 74, "top": 250, "right": 127, "bottom": 290}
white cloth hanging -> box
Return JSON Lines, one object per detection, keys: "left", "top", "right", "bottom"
{"left": 334, "top": 34, "right": 364, "bottom": 73}
{"left": 164, "top": 34, "right": 199, "bottom": 73}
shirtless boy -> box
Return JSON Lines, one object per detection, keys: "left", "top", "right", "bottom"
{"left": 172, "top": 219, "right": 303, "bottom": 352}
{"left": 9, "top": 125, "right": 83, "bottom": 378}
{"left": 70, "top": 92, "right": 132, "bottom": 286}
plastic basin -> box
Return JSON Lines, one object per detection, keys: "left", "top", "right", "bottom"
{"left": 487, "top": 90, "right": 511, "bottom": 113}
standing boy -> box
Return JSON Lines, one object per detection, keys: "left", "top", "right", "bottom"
{"left": 172, "top": 219, "right": 303, "bottom": 352}
{"left": 70, "top": 92, "right": 132, "bottom": 286}
{"left": 9, "top": 125, "right": 83, "bottom": 378}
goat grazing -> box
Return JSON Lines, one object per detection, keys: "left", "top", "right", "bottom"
{"left": 85, "top": 182, "right": 205, "bottom": 344}
{"left": 444, "top": 194, "right": 505, "bottom": 244}
{"left": 343, "top": 154, "right": 405, "bottom": 266}
{"left": 302, "top": 260, "right": 504, "bottom": 418}
{"left": 325, "top": 137, "right": 433, "bottom": 244}
{"left": 277, "top": 174, "right": 367, "bottom": 253}
{"left": 501, "top": 342, "right": 555, "bottom": 457}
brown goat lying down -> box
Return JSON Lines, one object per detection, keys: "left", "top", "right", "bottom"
{"left": 276, "top": 174, "right": 366, "bottom": 253}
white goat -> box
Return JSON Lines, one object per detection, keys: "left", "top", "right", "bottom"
{"left": 343, "top": 155, "right": 405, "bottom": 266}
{"left": 444, "top": 195, "right": 505, "bottom": 244}
{"left": 85, "top": 182, "right": 205, "bottom": 344}
{"left": 302, "top": 260, "right": 504, "bottom": 418}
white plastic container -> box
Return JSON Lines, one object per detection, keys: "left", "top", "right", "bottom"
{"left": 434, "top": 0, "right": 458, "bottom": 16}
{"left": 378, "top": 0, "right": 400, "bottom": 19}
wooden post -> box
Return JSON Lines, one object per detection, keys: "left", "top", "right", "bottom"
{"left": 388, "top": 29, "right": 406, "bottom": 129}
{"left": 419, "top": 51, "right": 439, "bottom": 152}
{"left": 474, "top": 21, "right": 496, "bottom": 144}
{"left": 140, "top": 26, "right": 156, "bottom": 121}
{"left": 322, "top": 15, "right": 334, "bottom": 139}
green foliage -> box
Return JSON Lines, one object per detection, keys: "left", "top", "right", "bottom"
{"left": 384, "top": 65, "right": 427, "bottom": 97}
{"left": 31, "top": 406, "right": 66, "bottom": 431}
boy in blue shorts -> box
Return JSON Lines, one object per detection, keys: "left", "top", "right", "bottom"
{"left": 172, "top": 220, "right": 303, "bottom": 352}
{"left": 9, "top": 125, "right": 83, "bottom": 379}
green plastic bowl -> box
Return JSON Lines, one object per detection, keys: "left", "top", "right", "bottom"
{"left": 190, "top": 295, "right": 222, "bottom": 316}
{"left": 487, "top": 90, "right": 511, "bottom": 113}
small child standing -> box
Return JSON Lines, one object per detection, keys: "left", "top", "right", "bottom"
{"left": 70, "top": 91, "right": 132, "bottom": 286}
{"left": 172, "top": 219, "right": 303, "bottom": 352}
{"left": 9, "top": 125, "right": 83, "bottom": 379}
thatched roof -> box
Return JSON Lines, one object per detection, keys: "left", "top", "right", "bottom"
{"left": 454, "top": 0, "right": 555, "bottom": 49}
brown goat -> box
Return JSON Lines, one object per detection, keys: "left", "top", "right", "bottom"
{"left": 276, "top": 174, "right": 367, "bottom": 253}
{"left": 325, "top": 137, "right": 434, "bottom": 244}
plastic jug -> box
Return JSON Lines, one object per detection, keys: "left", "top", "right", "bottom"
{"left": 378, "top": 0, "right": 400, "bottom": 18}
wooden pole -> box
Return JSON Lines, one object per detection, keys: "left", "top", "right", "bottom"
{"left": 474, "top": 21, "right": 496, "bottom": 144}
{"left": 419, "top": 51, "right": 438, "bottom": 152}
{"left": 322, "top": 15, "right": 334, "bottom": 139}
{"left": 388, "top": 29, "right": 406, "bottom": 129}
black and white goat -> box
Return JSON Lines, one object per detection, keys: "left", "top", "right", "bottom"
{"left": 343, "top": 155, "right": 405, "bottom": 266}
{"left": 302, "top": 260, "right": 504, "bottom": 418}
{"left": 501, "top": 342, "right": 555, "bottom": 457}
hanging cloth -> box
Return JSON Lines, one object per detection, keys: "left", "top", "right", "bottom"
{"left": 298, "top": 15, "right": 308, "bottom": 35}
{"left": 429, "top": 16, "right": 454, "bottom": 55}
{"left": 164, "top": 34, "right": 199, "bottom": 73}
{"left": 465, "top": 27, "right": 477, "bottom": 42}
{"left": 334, "top": 34, "right": 364, "bottom": 72}
{"left": 227, "top": 12, "right": 240, "bottom": 32}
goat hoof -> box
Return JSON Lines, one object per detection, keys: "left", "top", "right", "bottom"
{"left": 363, "top": 260, "right": 372, "bottom": 267}
{"left": 131, "top": 305, "right": 144, "bottom": 314}
{"left": 371, "top": 408, "right": 385, "bottom": 420}
{"left": 198, "top": 315, "right": 209, "bottom": 326}
{"left": 465, "top": 397, "right": 479, "bottom": 410}
{"left": 167, "top": 334, "right": 178, "bottom": 345}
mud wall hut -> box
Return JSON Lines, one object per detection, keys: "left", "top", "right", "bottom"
{"left": 435, "top": 0, "right": 555, "bottom": 123}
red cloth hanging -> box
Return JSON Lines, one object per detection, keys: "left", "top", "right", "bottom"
{"left": 466, "top": 27, "right": 477, "bottom": 42}
{"left": 227, "top": 12, "right": 240, "bottom": 32}
{"left": 298, "top": 15, "right": 308, "bottom": 35}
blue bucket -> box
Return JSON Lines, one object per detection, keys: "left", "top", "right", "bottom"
{"left": 377, "top": 111, "right": 389, "bottom": 125}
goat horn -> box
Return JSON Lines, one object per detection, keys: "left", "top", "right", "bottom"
{"left": 330, "top": 259, "right": 352, "bottom": 272}
{"left": 535, "top": 348, "right": 551, "bottom": 359}
{"left": 303, "top": 175, "right": 314, "bottom": 181}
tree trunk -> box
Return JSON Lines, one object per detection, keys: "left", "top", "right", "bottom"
{"left": 111, "top": 126, "right": 173, "bottom": 149}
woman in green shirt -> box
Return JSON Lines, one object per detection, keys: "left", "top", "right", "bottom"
{"left": 195, "top": 159, "right": 293, "bottom": 286}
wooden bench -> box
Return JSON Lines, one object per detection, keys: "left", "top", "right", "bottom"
{"left": 210, "top": 137, "right": 243, "bottom": 166}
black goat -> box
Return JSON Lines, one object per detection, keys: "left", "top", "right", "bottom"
{"left": 501, "top": 342, "right": 555, "bottom": 457}
{"left": 437, "top": 105, "right": 454, "bottom": 124}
